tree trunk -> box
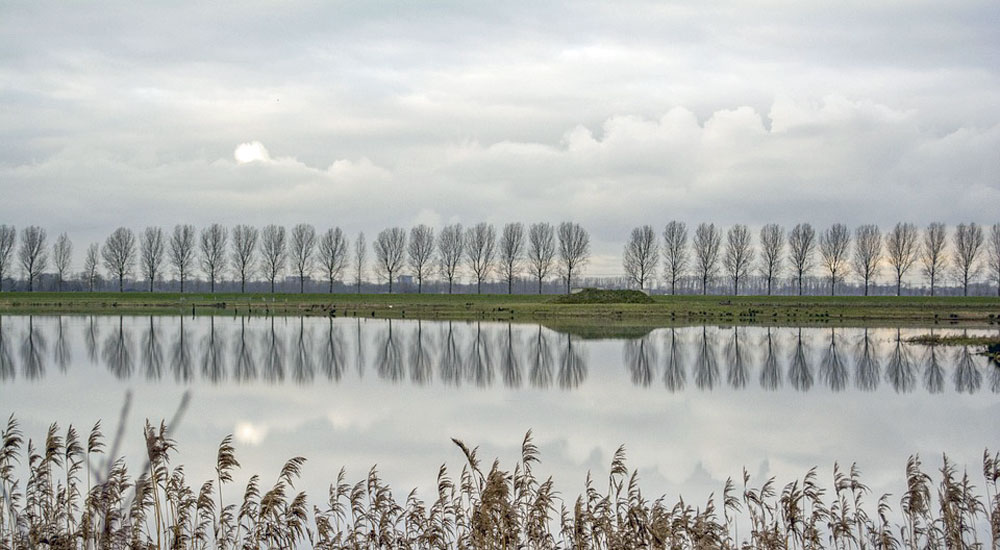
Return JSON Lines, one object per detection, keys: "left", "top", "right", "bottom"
{"left": 269, "top": 278, "right": 274, "bottom": 294}
{"left": 448, "top": 279, "right": 453, "bottom": 294}
{"left": 329, "top": 278, "right": 334, "bottom": 294}
{"left": 477, "top": 279, "right": 482, "bottom": 294}
{"left": 388, "top": 275, "right": 393, "bottom": 294}
{"left": 538, "top": 277, "right": 542, "bottom": 294}
{"left": 702, "top": 274, "right": 707, "bottom": 295}
{"left": 119, "top": 274, "right": 124, "bottom": 292}
{"left": 508, "top": 276, "right": 512, "bottom": 294}
{"left": 299, "top": 276, "right": 304, "bottom": 294}
{"left": 418, "top": 277, "right": 422, "bottom": 294}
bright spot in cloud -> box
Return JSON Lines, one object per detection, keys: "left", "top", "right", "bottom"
{"left": 234, "top": 421, "right": 268, "bottom": 445}
{"left": 234, "top": 141, "right": 270, "bottom": 164}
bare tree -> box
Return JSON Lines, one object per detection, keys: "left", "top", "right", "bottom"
{"left": 987, "top": 223, "right": 1000, "bottom": 297}
{"left": 231, "top": 225, "right": 258, "bottom": 293}
{"left": 374, "top": 227, "right": 406, "bottom": 293}
{"left": 319, "top": 227, "right": 349, "bottom": 293}
{"left": 724, "top": 224, "right": 753, "bottom": 295}
{"left": 289, "top": 223, "right": 317, "bottom": 293}
{"left": 139, "top": 227, "right": 165, "bottom": 292}
{"left": 52, "top": 233, "right": 72, "bottom": 291}
{"left": 199, "top": 223, "right": 228, "bottom": 293}
{"left": 498, "top": 222, "right": 525, "bottom": 294}
{"left": 885, "top": 222, "right": 919, "bottom": 296}
{"left": 758, "top": 224, "right": 784, "bottom": 295}
{"left": 953, "top": 222, "right": 984, "bottom": 296}
{"left": 101, "top": 227, "right": 136, "bottom": 292}
{"left": 353, "top": 232, "right": 367, "bottom": 294}
{"left": 692, "top": 222, "right": 721, "bottom": 295}
{"left": 921, "top": 222, "right": 947, "bottom": 296}
{"left": 819, "top": 223, "right": 850, "bottom": 296}
{"left": 557, "top": 222, "right": 590, "bottom": 294}
{"left": 527, "top": 222, "right": 555, "bottom": 294}
{"left": 18, "top": 225, "right": 47, "bottom": 291}
{"left": 438, "top": 224, "right": 464, "bottom": 294}
{"left": 259, "top": 224, "right": 287, "bottom": 293}
{"left": 623, "top": 225, "right": 658, "bottom": 290}
{"left": 788, "top": 223, "right": 816, "bottom": 296}
{"left": 407, "top": 225, "right": 435, "bottom": 293}
{"left": 662, "top": 221, "right": 688, "bottom": 295}
{"left": 82, "top": 243, "right": 99, "bottom": 291}
{"left": 0, "top": 225, "right": 14, "bottom": 292}
{"left": 169, "top": 224, "right": 196, "bottom": 292}
{"left": 852, "top": 224, "right": 882, "bottom": 296}
{"left": 465, "top": 222, "right": 497, "bottom": 294}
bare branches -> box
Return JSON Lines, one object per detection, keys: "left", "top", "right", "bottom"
{"left": 498, "top": 222, "right": 525, "bottom": 294}
{"left": 353, "top": 232, "right": 367, "bottom": 294}
{"left": 661, "top": 221, "right": 688, "bottom": 295}
{"left": 885, "top": 222, "right": 918, "bottom": 296}
{"left": 920, "top": 223, "right": 947, "bottom": 297}
{"left": 724, "top": 224, "right": 753, "bottom": 295}
{"left": 953, "top": 223, "right": 984, "bottom": 296}
{"left": 557, "top": 222, "right": 589, "bottom": 294}
{"left": 852, "top": 224, "right": 882, "bottom": 296}
{"left": 693, "top": 223, "right": 721, "bottom": 295}
{"left": 987, "top": 223, "right": 1000, "bottom": 297}
{"left": 82, "top": 243, "right": 99, "bottom": 291}
{"left": 623, "top": 225, "right": 658, "bottom": 290}
{"left": 140, "top": 227, "right": 166, "bottom": 292}
{"left": 289, "top": 224, "right": 317, "bottom": 293}
{"left": 788, "top": 223, "right": 816, "bottom": 296}
{"left": 53, "top": 233, "right": 73, "bottom": 291}
{"left": 199, "top": 223, "right": 229, "bottom": 293}
{"left": 374, "top": 227, "right": 406, "bottom": 293}
{"left": 464, "top": 222, "right": 497, "bottom": 294}
{"left": 102, "top": 227, "right": 136, "bottom": 292}
{"left": 527, "top": 223, "right": 555, "bottom": 294}
{"left": 407, "top": 225, "right": 435, "bottom": 293}
{"left": 319, "top": 227, "right": 349, "bottom": 293}
{"left": 259, "top": 225, "right": 287, "bottom": 293}
{"left": 231, "top": 225, "right": 258, "bottom": 293}
{"left": 169, "top": 224, "right": 196, "bottom": 292}
{"left": 438, "top": 224, "right": 464, "bottom": 294}
{"left": 820, "top": 224, "right": 850, "bottom": 296}
{"left": 18, "top": 225, "right": 47, "bottom": 291}
{"left": 758, "top": 224, "right": 784, "bottom": 295}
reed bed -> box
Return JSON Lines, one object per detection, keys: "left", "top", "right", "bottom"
{"left": 0, "top": 416, "right": 997, "bottom": 549}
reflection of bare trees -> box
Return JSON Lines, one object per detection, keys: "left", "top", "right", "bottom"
{"left": 262, "top": 317, "right": 285, "bottom": 382}
{"left": 171, "top": 316, "right": 194, "bottom": 382}
{"left": 922, "top": 346, "right": 944, "bottom": 394}
{"left": 84, "top": 316, "right": 99, "bottom": 363}
{"left": 500, "top": 323, "right": 521, "bottom": 388}
{"left": 439, "top": 322, "right": 463, "bottom": 385}
{"left": 663, "top": 328, "right": 685, "bottom": 392}
{"left": 292, "top": 317, "right": 314, "bottom": 384}
{"left": 354, "top": 318, "right": 365, "bottom": 378}
{"left": 201, "top": 316, "right": 227, "bottom": 383}
{"left": 408, "top": 320, "right": 432, "bottom": 384}
{"left": 233, "top": 317, "right": 256, "bottom": 382}
{"left": 624, "top": 335, "right": 657, "bottom": 387}
{"left": 467, "top": 323, "right": 494, "bottom": 387}
{"left": 953, "top": 346, "right": 982, "bottom": 394}
{"left": 726, "top": 327, "right": 748, "bottom": 389}
{"left": 321, "top": 318, "right": 346, "bottom": 382}
{"left": 991, "top": 363, "right": 1000, "bottom": 394}
{"left": 21, "top": 317, "right": 47, "bottom": 379}
{"left": 820, "top": 328, "right": 847, "bottom": 391}
{"left": 854, "top": 329, "right": 881, "bottom": 392}
{"left": 529, "top": 326, "right": 554, "bottom": 389}
{"left": 885, "top": 329, "right": 915, "bottom": 393}
{"left": 375, "top": 319, "right": 404, "bottom": 382}
{"left": 694, "top": 327, "right": 718, "bottom": 390}
{"left": 558, "top": 333, "right": 586, "bottom": 389}
{"left": 788, "top": 329, "right": 813, "bottom": 391}
{"left": 141, "top": 316, "right": 164, "bottom": 380}
{"left": 53, "top": 316, "right": 70, "bottom": 372}
{"left": 759, "top": 328, "right": 781, "bottom": 390}
{"left": 0, "top": 317, "right": 14, "bottom": 381}
{"left": 102, "top": 316, "right": 133, "bottom": 379}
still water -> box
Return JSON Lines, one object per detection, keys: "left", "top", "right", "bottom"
{"left": 1, "top": 314, "right": 998, "bottom": 510}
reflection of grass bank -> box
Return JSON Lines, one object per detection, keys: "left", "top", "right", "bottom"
{"left": 1, "top": 417, "right": 997, "bottom": 549}
{"left": 908, "top": 334, "right": 1000, "bottom": 362}
{"left": 1, "top": 291, "right": 1000, "bottom": 327}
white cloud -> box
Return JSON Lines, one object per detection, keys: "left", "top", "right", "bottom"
{"left": 234, "top": 141, "right": 270, "bottom": 164}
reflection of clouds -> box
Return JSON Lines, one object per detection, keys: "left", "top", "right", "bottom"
{"left": 235, "top": 421, "right": 268, "bottom": 446}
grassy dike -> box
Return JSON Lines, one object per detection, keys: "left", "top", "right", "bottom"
{"left": 1, "top": 291, "right": 999, "bottom": 328}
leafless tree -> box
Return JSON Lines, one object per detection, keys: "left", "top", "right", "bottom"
{"left": 788, "top": 223, "right": 816, "bottom": 296}
{"left": 407, "top": 224, "right": 435, "bottom": 293}
{"left": 199, "top": 223, "right": 228, "bottom": 292}
{"left": 438, "top": 224, "right": 464, "bottom": 294}
{"left": 465, "top": 222, "right": 497, "bottom": 294}
{"left": 819, "top": 223, "right": 850, "bottom": 296}
{"left": 101, "top": 227, "right": 136, "bottom": 292}
{"left": 527, "top": 222, "right": 555, "bottom": 294}
{"left": 0, "top": 225, "right": 14, "bottom": 292}
{"left": 169, "top": 224, "right": 196, "bottom": 292}
{"left": 259, "top": 224, "right": 287, "bottom": 293}
{"left": 319, "top": 227, "right": 349, "bottom": 293}
{"left": 987, "top": 223, "right": 1000, "bottom": 296}
{"left": 353, "top": 232, "right": 367, "bottom": 294}
{"left": 231, "top": 225, "right": 258, "bottom": 293}
{"left": 661, "top": 221, "right": 688, "bottom": 295}
{"left": 692, "top": 222, "right": 721, "bottom": 295}
{"left": 953, "top": 222, "right": 984, "bottom": 296}
{"left": 82, "top": 243, "right": 99, "bottom": 291}
{"left": 374, "top": 227, "right": 406, "bottom": 293}
{"left": 885, "top": 222, "right": 919, "bottom": 296}
{"left": 724, "top": 224, "right": 753, "bottom": 295}
{"left": 498, "top": 222, "right": 525, "bottom": 294}
{"left": 623, "top": 225, "right": 658, "bottom": 290}
{"left": 52, "top": 233, "right": 72, "bottom": 291}
{"left": 18, "top": 225, "right": 47, "bottom": 291}
{"left": 557, "top": 222, "right": 590, "bottom": 294}
{"left": 758, "top": 224, "right": 784, "bottom": 295}
{"left": 289, "top": 223, "right": 316, "bottom": 293}
{"left": 852, "top": 224, "right": 882, "bottom": 296}
{"left": 921, "top": 222, "right": 948, "bottom": 296}
{"left": 139, "top": 227, "right": 165, "bottom": 292}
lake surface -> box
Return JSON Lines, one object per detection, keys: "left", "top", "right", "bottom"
{"left": 1, "top": 314, "right": 998, "bottom": 513}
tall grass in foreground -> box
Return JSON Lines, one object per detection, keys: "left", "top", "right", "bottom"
{"left": 0, "top": 417, "right": 998, "bottom": 549}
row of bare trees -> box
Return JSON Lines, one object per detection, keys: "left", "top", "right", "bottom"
{"left": 623, "top": 221, "right": 1000, "bottom": 296}
{"left": 0, "top": 222, "right": 592, "bottom": 294}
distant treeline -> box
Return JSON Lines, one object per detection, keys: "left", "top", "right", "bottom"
{"left": 0, "top": 221, "right": 998, "bottom": 296}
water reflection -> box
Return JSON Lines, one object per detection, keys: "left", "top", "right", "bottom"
{"left": 0, "top": 315, "right": 997, "bottom": 395}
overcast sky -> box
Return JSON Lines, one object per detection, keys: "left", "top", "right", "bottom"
{"left": 1, "top": 1, "right": 998, "bottom": 274}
